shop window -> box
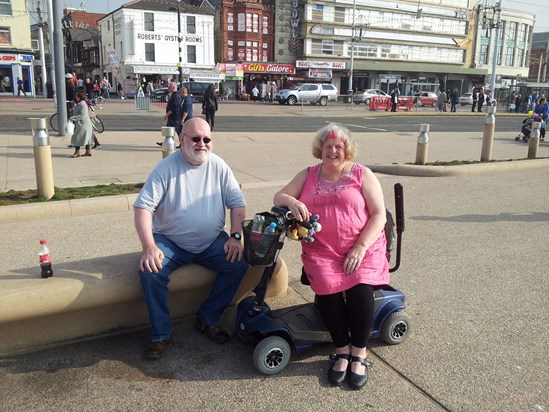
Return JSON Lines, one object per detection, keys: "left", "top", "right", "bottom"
{"left": 187, "top": 16, "right": 196, "bottom": 34}
{"left": 0, "top": 0, "right": 12, "bottom": 15}
{"left": 144, "top": 12, "right": 154, "bottom": 31}
{"left": 0, "top": 26, "right": 11, "bottom": 45}
{"left": 145, "top": 43, "right": 155, "bottom": 62}
{"left": 187, "top": 45, "right": 196, "bottom": 64}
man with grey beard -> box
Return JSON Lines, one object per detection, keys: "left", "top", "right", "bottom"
{"left": 134, "top": 118, "right": 248, "bottom": 359}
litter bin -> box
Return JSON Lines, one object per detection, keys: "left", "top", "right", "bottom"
{"left": 343, "top": 90, "right": 353, "bottom": 104}
{"left": 135, "top": 96, "right": 150, "bottom": 111}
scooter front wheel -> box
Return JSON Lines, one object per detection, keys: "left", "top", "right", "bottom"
{"left": 253, "top": 335, "right": 291, "bottom": 375}
{"left": 381, "top": 311, "right": 411, "bottom": 345}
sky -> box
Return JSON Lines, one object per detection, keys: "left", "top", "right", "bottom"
{"left": 77, "top": 0, "right": 549, "bottom": 33}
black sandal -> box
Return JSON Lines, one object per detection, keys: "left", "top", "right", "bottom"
{"left": 328, "top": 353, "right": 350, "bottom": 386}
{"left": 348, "top": 356, "right": 373, "bottom": 390}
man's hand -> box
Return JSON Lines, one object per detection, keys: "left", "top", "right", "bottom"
{"left": 140, "top": 244, "right": 165, "bottom": 273}
{"left": 224, "top": 237, "right": 244, "bottom": 263}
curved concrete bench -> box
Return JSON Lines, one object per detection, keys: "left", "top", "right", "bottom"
{"left": 0, "top": 253, "right": 287, "bottom": 357}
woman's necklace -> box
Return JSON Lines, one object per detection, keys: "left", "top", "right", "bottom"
{"left": 316, "top": 163, "right": 347, "bottom": 195}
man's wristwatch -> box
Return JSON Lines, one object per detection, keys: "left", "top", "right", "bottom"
{"left": 230, "top": 232, "right": 242, "bottom": 240}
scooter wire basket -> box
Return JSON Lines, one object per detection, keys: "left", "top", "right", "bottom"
{"left": 242, "top": 217, "right": 284, "bottom": 268}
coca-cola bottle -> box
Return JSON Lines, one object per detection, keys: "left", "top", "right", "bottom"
{"left": 39, "top": 239, "right": 53, "bottom": 278}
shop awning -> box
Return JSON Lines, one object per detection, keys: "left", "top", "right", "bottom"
{"left": 129, "top": 65, "right": 179, "bottom": 75}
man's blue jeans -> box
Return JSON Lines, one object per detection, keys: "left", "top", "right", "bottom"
{"left": 139, "top": 232, "right": 248, "bottom": 342}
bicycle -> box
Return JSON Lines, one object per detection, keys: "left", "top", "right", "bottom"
{"left": 49, "top": 110, "right": 104, "bottom": 134}
{"left": 91, "top": 96, "right": 106, "bottom": 109}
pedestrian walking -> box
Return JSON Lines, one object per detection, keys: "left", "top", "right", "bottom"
{"left": 202, "top": 84, "right": 219, "bottom": 131}
{"left": 16, "top": 77, "right": 26, "bottom": 96}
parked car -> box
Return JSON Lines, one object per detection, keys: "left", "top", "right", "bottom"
{"left": 275, "top": 83, "right": 339, "bottom": 106}
{"left": 181, "top": 81, "right": 211, "bottom": 103}
{"left": 459, "top": 92, "right": 474, "bottom": 106}
{"left": 414, "top": 91, "right": 438, "bottom": 107}
{"left": 458, "top": 92, "right": 496, "bottom": 106}
{"left": 152, "top": 87, "right": 168, "bottom": 101}
{"left": 151, "top": 82, "right": 212, "bottom": 103}
{"left": 352, "top": 89, "right": 388, "bottom": 105}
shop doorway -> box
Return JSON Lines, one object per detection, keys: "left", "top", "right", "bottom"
{"left": 22, "top": 66, "right": 31, "bottom": 94}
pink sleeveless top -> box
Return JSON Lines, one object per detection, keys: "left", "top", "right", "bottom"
{"left": 299, "top": 163, "right": 389, "bottom": 295}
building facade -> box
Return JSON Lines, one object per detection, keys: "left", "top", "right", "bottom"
{"left": 272, "top": 0, "right": 534, "bottom": 98}
{"left": 0, "top": 0, "right": 35, "bottom": 96}
{"left": 98, "top": 0, "right": 219, "bottom": 96}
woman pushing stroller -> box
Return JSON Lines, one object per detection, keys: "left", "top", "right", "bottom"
{"left": 533, "top": 97, "right": 548, "bottom": 141}
{"left": 516, "top": 105, "right": 546, "bottom": 142}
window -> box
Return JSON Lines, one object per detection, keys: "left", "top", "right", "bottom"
{"left": 262, "top": 16, "right": 268, "bottom": 34}
{"left": 252, "top": 14, "right": 259, "bottom": 32}
{"left": 187, "top": 16, "right": 196, "bottom": 34}
{"left": 321, "top": 39, "right": 333, "bottom": 55}
{"left": 238, "top": 13, "right": 245, "bottom": 31}
{"left": 145, "top": 43, "right": 155, "bottom": 62}
{"left": 0, "top": 26, "right": 11, "bottom": 45}
{"left": 227, "top": 12, "right": 234, "bottom": 31}
{"left": 0, "top": 0, "right": 12, "bottom": 15}
{"left": 144, "top": 12, "right": 154, "bottom": 31}
{"left": 187, "top": 45, "right": 196, "bottom": 63}
{"left": 508, "top": 21, "right": 517, "bottom": 41}
{"left": 246, "top": 13, "right": 252, "bottom": 32}
{"left": 479, "top": 44, "right": 489, "bottom": 65}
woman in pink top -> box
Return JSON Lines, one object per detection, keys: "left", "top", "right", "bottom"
{"left": 273, "top": 123, "right": 388, "bottom": 390}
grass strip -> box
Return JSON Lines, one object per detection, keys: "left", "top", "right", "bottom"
{"left": 0, "top": 183, "right": 144, "bottom": 206}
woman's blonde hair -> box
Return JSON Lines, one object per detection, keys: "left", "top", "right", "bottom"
{"left": 311, "top": 122, "right": 357, "bottom": 160}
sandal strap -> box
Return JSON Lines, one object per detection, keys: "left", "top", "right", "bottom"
{"left": 351, "top": 355, "right": 373, "bottom": 368}
{"left": 329, "top": 353, "right": 351, "bottom": 362}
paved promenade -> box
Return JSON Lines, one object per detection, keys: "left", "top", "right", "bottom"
{"left": 0, "top": 98, "right": 548, "bottom": 411}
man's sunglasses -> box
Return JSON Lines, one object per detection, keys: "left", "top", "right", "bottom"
{"left": 187, "top": 136, "right": 212, "bottom": 144}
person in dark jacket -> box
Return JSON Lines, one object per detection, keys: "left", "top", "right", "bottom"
{"left": 65, "top": 73, "right": 76, "bottom": 117}
{"left": 202, "top": 84, "right": 219, "bottom": 131}
{"left": 450, "top": 88, "right": 459, "bottom": 112}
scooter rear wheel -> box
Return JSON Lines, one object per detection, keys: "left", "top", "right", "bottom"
{"left": 253, "top": 335, "right": 291, "bottom": 375}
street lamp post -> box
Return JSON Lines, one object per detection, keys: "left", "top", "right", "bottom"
{"left": 177, "top": 0, "right": 183, "bottom": 85}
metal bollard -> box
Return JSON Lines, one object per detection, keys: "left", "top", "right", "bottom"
{"left": 527, "top": 122, "right": 541, "bottom": 159}
{"left": 480, "top": 106, "right": 496, "bottom": 161}
{"left": 415, "top": 124, "right": 429, "bottom": 165}
{"left": 30, "top": 118, "right": 54, "bottom": 200}
{"left": 161, "top": 126, "right": 176, "bottom": 159}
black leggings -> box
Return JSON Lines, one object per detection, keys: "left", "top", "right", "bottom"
{"left": 315, "top": 283, "right": 374, "bottom": 348}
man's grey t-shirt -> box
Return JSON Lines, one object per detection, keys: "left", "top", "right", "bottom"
{"left": 134, "top": 151, "right": 245, "bottom": 253}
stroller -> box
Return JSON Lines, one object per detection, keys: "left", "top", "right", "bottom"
{"left": 515, "top": 114, "right": 546, "bottom": 142}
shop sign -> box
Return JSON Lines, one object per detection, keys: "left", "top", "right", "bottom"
{"left": 243, "top": 63, "right": 295, "bottom": 74}
{"left": 296, "top": 60, "right": 346, "bottom": 69}
{"left": 136, "top": 32, "right": 203, "bottom": 43}
{"left": 20, "top": 55, "right": 34, "bottom": 62}
{"left": 0, "top": 54, "right": 16, "bottom": 62}
{"left": 308, "top": 69, "right": 332, "bottom": 79}
{"left": 288, "top": 0, "right": 301, "bottom": 53}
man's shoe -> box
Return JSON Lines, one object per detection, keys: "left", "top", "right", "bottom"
{"left": 144, "top": 337, "right": 173, "bottom": 360}
{"left": 156, "top": 142, "right": 163, "bottom": 146}
{"left": 194, "top": 318, "right": 230, "bottom": 344}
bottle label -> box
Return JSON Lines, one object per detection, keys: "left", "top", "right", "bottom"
{"left": 39, "top": 253, "right": 51, "bottom": 264}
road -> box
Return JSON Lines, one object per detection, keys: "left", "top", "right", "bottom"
{"left": 1, "top": 112, "right": 522, "bottom": 134}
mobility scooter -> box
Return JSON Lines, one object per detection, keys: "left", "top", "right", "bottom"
{"left": 236, "top": 183, "right": 408, "bottom": 375}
